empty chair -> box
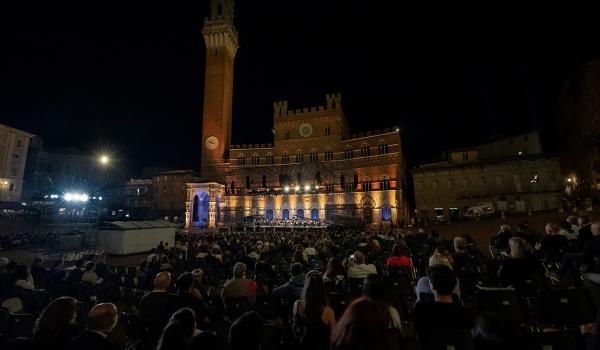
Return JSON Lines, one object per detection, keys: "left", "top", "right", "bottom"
{"left": 475, "top": 290, "right": 524, "bottom": 325}
{"left": 538, "top": 288, "right": 596, "bottom": 325}
{"left": 225, "top": 297, "right": 251, "bottom": 321}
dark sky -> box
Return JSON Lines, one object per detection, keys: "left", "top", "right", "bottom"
{"left": 0, "top": 1, "right": 598, "bottom": 174}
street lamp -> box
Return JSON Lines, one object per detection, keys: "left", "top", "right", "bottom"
{"left": 99, "top": 155, "right": 110, "bottom": 166}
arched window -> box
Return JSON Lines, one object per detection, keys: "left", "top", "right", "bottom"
{"left": 282, "top": 208, "right": 289, "bottom": 220}
{"left": 380, "top": 176, "right": 390, "bottom": 190}
{"left": 310, "top": 150, "right": 318, "bottom": 162}
{"left": 237, "top": 154, "right": 245, "bottom": 166}
{"left": 311, "top": 208, "right": 319, "bottom": 220}
{"left": 382, "top": 206, "right": 392, "bottom": 221}
{"left": 266, "top": 209, "right": 274, "bottom": 221}
{"left": 325, "top": 148, "right": 333, "bottom": 161}
{"left": 282, "top": 153, "right": 289, "bottom": 164}
{"left": 295, "top": 151, "right": 304, "bottom": 163}
{"left": 378, "top": 143, "right": 389, "bottom": 154}
{"left": 345, "top": 148, "right": 354, "bottom": 159}
{"left": 252, "top": 153, "right": 260, "bottom": 165}
{"left": 266, "top": 153, "right": 274, "bottom": 165}
{"left": 296, "top": 208, "right": 304, "bottom": 218}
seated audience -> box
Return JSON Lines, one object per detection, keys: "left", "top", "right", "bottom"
{"left": 386, "top": 243, "right": 413, "bottom": 270}
{"left": 413, "top": 265, "right": 474, "bottom": 346}
{"left": 273, "top": 262, "right": 305, "bottom": 301}
{"left": 347, "top": 251, "right": 377, "bottom": 279}
{"left": 156, "top": 308, "right": 197, "bottom": 350}
{"left": 175, "top": 272, "right": 206, "bottom": 323}
{"left": 323, "top": 258, "right": 347, "bottom": 293}
{"left": 493, "top": 224, "right": 513, "bottom": 250}
{"left": 535, "top": 223, "right": 568, "bottom": 262}
{"left": 415, "top": 253, "right": 460, "bottom": 302}
{"left": 498, "top": 237, "right": 546, "bottom": 288}
{"left": 14, "top": 264, "right": 35, "bottom": 290}
{"left": 138, "top": 271, "right": 178, "bottom": 345}
{"left": 294, "top": 270, "right": 336, "bottom": 349}
{"left": 222, "top": 262, "right": 257, "bottom": 305}
{"left": 81, "top": 262, "right": 97, "bottom": 286}
{"left": 362, "top": 274, "right": 402, "bottom": 333}
{"left": 68, "top": 303, "right": 119, "bottom": 350}
{"left": 331, "top": 297, "right": 392, "bottom": 350}
{"left": 229, "top": 311, "right": 264, "bottom": 350}
{"left": 7, "top": 296, "right": 78, "bottom": 350}
{"left": 65, "top": 259, "right": 84, "bottom": 284}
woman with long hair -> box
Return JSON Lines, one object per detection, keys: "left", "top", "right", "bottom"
{"left": 156, "top": 308, "right": 197, "bottom": 350}
{"left": 386, "top": 242, "right": 413, "bottom": 270}
{"left": 323, "top": 258, "right": 347, "bottom": 293}
{"left": 293, "top": 270, "right": 336, "bottom": 349}
{"left": 331, "top": 297, "right": 391, "bottom": 350}
{"left": 7, "top": 296, "right": 78, "bottom": 350}
{"left": 362, "top": 274, "right": 402, "bottom": 333}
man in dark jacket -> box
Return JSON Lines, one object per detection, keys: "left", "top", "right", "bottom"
{"left": 272, "top": 263, "right": 305, "bottom": 301}
{"left": 68, "top": 303, "right": 119, "bottom": 350}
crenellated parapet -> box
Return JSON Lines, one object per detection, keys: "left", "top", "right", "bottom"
{"left": 203, "top": 0, "right": 239, "bottom": 59}
{"left": 274, "top": 93, "right": 342, "bottom": 120}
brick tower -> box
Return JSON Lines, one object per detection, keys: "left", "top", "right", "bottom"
{"left": 201, "top": 0, "right": 238, "bottom": 180}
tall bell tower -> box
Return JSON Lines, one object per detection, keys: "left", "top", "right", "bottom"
{"left": 201, "top": 0, "right": 238, "bottom": 180}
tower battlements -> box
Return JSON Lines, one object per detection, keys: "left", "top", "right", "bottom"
{"left": 274, "top": 93, "right": 342, "bottom": 119}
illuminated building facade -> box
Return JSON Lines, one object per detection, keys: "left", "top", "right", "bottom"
{"left": 186, "top": 0, "right": 408, "bottom": 229}
{"left": 0, "top": 123, "right": 34, "bottom": 202}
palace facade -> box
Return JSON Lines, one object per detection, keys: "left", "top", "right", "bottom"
{"left": 185, "top": 0, "right": 408, "bottom": 229}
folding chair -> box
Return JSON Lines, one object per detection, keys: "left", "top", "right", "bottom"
{"left": 348, "top": 277, "right": 365, "bottom": 299}
{"left": 255, "top": 295, "right": 281, "bottom": 320}
{"left": 225, "top": 297, "right": 251, "bottom": 321}
{"left": 538, "top": 288, "right": 596, "bottom": 325}
{"left": 475, "top": 289, "right": 524, "bottom": 325}
{"left": 328, "top": 292, "right": 349, "bottom": 319}
{"left": 205, "top": 295, "right": 226, "bottom": 321}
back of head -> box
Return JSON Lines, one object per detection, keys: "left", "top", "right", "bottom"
{"left": 579, "top": 215, "right": 591, "bottom": 225}
{"left": 453, "top": 237, "right": 467, "bottom": 252}
{"left": 154, "top": 271, "right": 172, "bottom": 291}
{"left": 362, "top": 274, "right": 388, "bottom": 304}
{"left": 233, "top": 262, "right": 246, "bottom": 279}
{"left": 176, "top": 272, "right": 194, "bottom": 293}
{"left": 87, "top": 303, "right": 119, "bottom": 334}
{"left": 169, "top": 307, "right": 196, "bottom": 331}
{"left": 427, "top": 264, "right": 456, "bottom": 296}
{"left": 331, "top": 297, "right": 390, "bottom": 350}
{"left": 157, "top": 321, "right": 193, "bottom": 350}
{"left": 33, "top": 296, "right": 77, "bottom": 343}
{"left": 301, "top": 270, "right": 327, "bottom": 321}
{"left": 85, "top": 262, "right": 95, "bottom": 272}
{"left": 290, "top": 262, "right": 303, "bottom": 277}
{"left": 353, "top": 251, "right": 366, "bottom": 264}
{"left": 428, "top": 253, "right": 452, "bottom": 269}
{"left": 500, "top": 224, "right": 511, "bottom": 233}
{"left": 508, "top": 237, "right": 529, "bottom": 258}
{"left": 592, "top": 222, "right": 600, "bottom": 237}
{"left": 229, "top": 311, "right": 264, "bottom": 350}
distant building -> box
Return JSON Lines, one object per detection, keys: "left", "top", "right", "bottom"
{"left": 122, "top": 179, "right": 153, "bottom": 219}
{"left": 153, "top": 170, "right": 200, "bottom": 220}
{"left": 556, "top": 59, "right": 600, "bottom": 196}
{"left": 185, "top": 0, "right": 408, "bottom": 229}
{"left": 411, "top": 132, "right": 563, "bottom": 221}
{"left": 0, "top": 123, "right": 34, "bottom": 202}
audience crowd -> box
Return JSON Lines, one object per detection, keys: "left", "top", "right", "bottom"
{"left": 0, "top": 215, "right": 600, "bottom": 349}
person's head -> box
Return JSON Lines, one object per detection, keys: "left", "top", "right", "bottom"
{"left": 15, "top": 264, "right": 29, "bottom": 280}
{"left": 428, "top": 253, "right": 452, "bottom": 269}
{"left": 567, "top": 216, "right": 578, "bottom": 225}
{"left": 352, "top": 251, "right": 366, "bottom": 265}
{"left": 157, "top": 308, "right": 196, "bottom": 350}
{"left": 592, "top": 222, "right": 600, "bottom": 237}
{"left": 233, "top": 262, "right": 246, "bottom": 279}
{"left": 508, "top": 237, "right": 530, "bottom": 258}
{"left": 453, "top": 237, "right": 467, "bottom": 253}
{"left": 229, "top": 311, "right": 264, "bottom": 350}
{"left": 545, "top": 223, "right": 559, "bottom": 235}
{"left": 301, "top": 270, "right": 327, "bottom": 321}
{"left": 427, "top": 264, "right": 457, "bottom": 298}
{"left": 579, "top": 215, "right": 591, "bottom": 226}
{"left": 33, "top": 296, "right": 77, "bottom": 343}
{"left": 500, "top": 224, "right": 511, "bottom": 233}
{"left": 362, "top": 274, "right": 389, "bottom": 304}
{"left": 87, "top": 303, "right": 119, "bottom": 334}
{"left": 391, "top": 243, "right": 404, "bottom": 257}
{"left": 176, "top": 272, "right": 194, "bottom": 293}
{"left": 192, "top": 268, "right": 204, "bottom": 281}
{"left": 150, "top": 248, "right": 157, "bottom": 254}
{"left": 154, "top": 271, "right": 172, "bottom": 291}
{"left": 559, "top": 221, "right": 572, "bottom": 232}
{"left": 85, "top": 262, "right": 95, "bottom": 272}
{"left": 293, "top": 250, "right": 304, "bottom": 262}
{"left": 331, "top": 297, "right": 391, "bottom": 350}
{"left": 290, "top": 262, "right": 303, "bottom": 277}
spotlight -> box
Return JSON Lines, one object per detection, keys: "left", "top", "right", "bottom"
{"left": 304, "top": 185, "right": 310, "bottom": 191}
{"left": 294, "top": 185, "right": 300, "bottom": 192}
{"left": 64, "top": 192, "right": 89, "bottom": 202}
{"left": 284, "top": 186, "right": 290, "bottom": 192}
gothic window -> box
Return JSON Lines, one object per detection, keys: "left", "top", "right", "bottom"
{"left": 282, "top": 153, "right": 289, "bottom": 164}
{"left": 237, "top": 154, "right": 245, "bottom": 166}
{"left": 345, "top": 149, "right": 354, "bottom": 159}
{"left": 360, "top": 145, "right": 370, "bottom": 157}
{"left": 284, "top": 131, "right": 290, "bottom": 140}
{"left": 252, "top": 154, "right": 260, "bottom": 165}
{"left": 325, "top": 127, "right": 331, "bottom": 136}
{"left": 310, "top": 151, "right": 318, "bottom": 163}
{"left": 296, "top": 152, "right": 304, "bottom": 163}
{"left": 378, "top": 143, "right": 389, "bottom": 154}
{"left": 266, "top": 154, "right": 274, "bottom": 165}
{"left": 325, "top": 150, "right": 333, "bottom": 161}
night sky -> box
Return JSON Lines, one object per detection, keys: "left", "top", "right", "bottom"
{"left": 0, "top": 2, "right": 598, "bottom": 174}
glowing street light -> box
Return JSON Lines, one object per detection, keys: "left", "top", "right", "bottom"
{"left": 64, "top": 192, "right": 89, "bottom": 202}
{"left": 284, "top": 186, "right": 290, "bottom": 192}
{"left": 304, "top": 185, "right": 311, "bottom": 191}
{"left": 99, "top": 155, "right": 110, "bottom": 166}
{"left": 294, "top": 185, "right": 300, "bottom": 192}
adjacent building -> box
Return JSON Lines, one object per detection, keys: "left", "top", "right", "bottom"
{"left": 122, "top": 179, "right": 154, "bottom": 219}
{"left": 0, "top": 123, "right": 34, "bottom": 202}
{"left": 185, "top": 0, "right": 408, "bottom": 229}
{"left": 411, "top": 132, "right": 563, "bottom": 221}
{"left": 154, "top": 170, "right": 201, "bottom": 220}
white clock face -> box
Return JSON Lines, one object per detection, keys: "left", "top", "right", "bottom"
{"left": 205, "top": 136, "right": 219, "bottom": 150}
{"left": 299, "top": 123, "right": 313, "bottom": 138}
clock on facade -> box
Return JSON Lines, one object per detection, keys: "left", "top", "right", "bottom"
{"left": 298, "top": 123, "right": 313, "bottom": 138}
{"left": 205, "top": 136, "right": 219, "bottom": 150}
